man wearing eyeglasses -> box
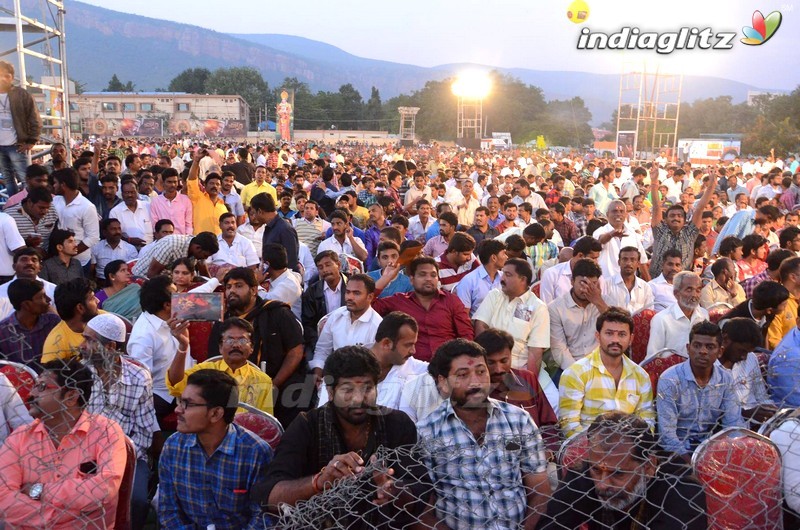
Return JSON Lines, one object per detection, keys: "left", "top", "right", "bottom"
{"left": 0, "top": 358, "right": 128, "bottom": 529}
{"left": 158, "top": 369, "right": 273, "bottom": 529}
{"left": 167, "top": 317, "right": 273, "bottom": 415}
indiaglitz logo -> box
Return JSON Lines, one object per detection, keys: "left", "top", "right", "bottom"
{"left": 576, "top": 8, "right": 783, "bottom": 53}
{"left": 740, "top": 10, "right": 782, "bottom": 45}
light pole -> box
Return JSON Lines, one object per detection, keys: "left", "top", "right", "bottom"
{"left": 452, "top": 72, "right": 492, "bottom": 149}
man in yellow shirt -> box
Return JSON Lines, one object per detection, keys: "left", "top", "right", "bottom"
{"left": 187, "top": 150, "right": 229, "bottom": 235}
{"left": 166, "top": 316, "right": 273, "bottom": 415}
{"left": 558, "top": 308, "right": 655, "bottom": 438}
{"left": 767, "top": 256, "right": 800, "bottom": 349}
{"left": 240, "top": 165, "right": 277, "bottom": 207}
{"left": 41, "top": 277, "right": 101, "bottom": 364}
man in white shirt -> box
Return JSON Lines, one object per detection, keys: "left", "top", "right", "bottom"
{"left": 261, "top": 243, "right": 303, "bottom": 319}
{"left": 91, "top": 218, "right": 139, "bottom": 281}
{"left": 52, "top": 168, "right": 100, "bottom": 271}
{"left": 110, "top": 179, "right": 153, "bottom": 249}
{"left": 648, "top": 249, "right": 683, "bottom": 312}
{"left": 210, "top": 212, "right": 259, "bottom": 270}
{"left": 127, "top": 275, "right": 193, "bottom": 428}
{"left": 646, "top": 271, "right": 710, "bottom": 360}
{"left": 0, "top": 210, "right": 25, "bottom": 281}
{"left": 449, "top": 178, "right": 480, "bottom": 227}
{"left": 539, "top": 236, "right": 602, "bottom": 304}
{"left": 0, "top": 372, "right": 32, "bottom": 444}
{"left": 593, "top": 200, "right": 649, "bottom": 278}
{"left": 407, "top": 199, "right": 434, "bottom": 241}
{"left": 512, "top": 178, "right": 547, "bottom": 211}
{"left": 310, "top": 274, "right": 383, "bottom": 381}
{"left": 602, "top": 247, "right": 655, "bottom": 314}
{"left": 0, "top": 248, "right": 56, "bottom": 320}
{"left": 316, "top": 210, "right": 368, "bottom": 263}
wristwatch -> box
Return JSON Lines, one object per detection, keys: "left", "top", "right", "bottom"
{"left": 28, "top": 483, "right": 43, "bottom": 501}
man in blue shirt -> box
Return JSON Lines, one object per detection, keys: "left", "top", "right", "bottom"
{"left": 158, "top": 369, "right": 273, "bottom": 529}
{"left": 769, "top": 320, "right": 800, "bottom": 407}
{"left": 656, "top": 321, "right": 744, "bottom": 460}
{"left": 455, "top": 238, "right": 506, "bottom": 317}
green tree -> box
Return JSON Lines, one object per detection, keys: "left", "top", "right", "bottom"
{"left": 168, "top": 68, "right": 211, "bottom": 93}
{"left": 365, "top": 87, "right": 382, "bottom": 130}
{"left": 104, "top": 74, "right": 133, "bottom": 92}
{"left": 335, "top": 84, "right": 364, "bottom": 130}
{"left": 204, "top": 67, "right": 269, "bottom": 128}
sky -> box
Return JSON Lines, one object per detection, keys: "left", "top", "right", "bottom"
{"left": 81, "top": 0, "right": 799, "bottom": 90}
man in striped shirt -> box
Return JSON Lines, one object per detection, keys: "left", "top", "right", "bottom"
{"left": 435, "top": 232, "right": 480, "bottom": 292}
{"left": 293, "top": 200, "right": 329, "bottom": 256}
{"left": 558, "top": 308, "right": 655, "bottom": 438}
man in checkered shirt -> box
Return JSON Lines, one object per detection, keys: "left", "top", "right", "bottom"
{"left": 417, "top": 339, "right": 551, "bottom": 529}
{"left": 80, "top": 313, "right": 158, "bottom": 530}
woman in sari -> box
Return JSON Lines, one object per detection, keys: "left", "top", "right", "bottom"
{"left": 95, "top": 260, "right": 142, "bottom": 322}
{"left": 171, "top": 257, "right": 219, "bottom": 293}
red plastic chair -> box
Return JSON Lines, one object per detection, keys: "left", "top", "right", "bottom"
{"left": 557, "top": 431, "right": 589, "bottom": 479}
{"left": 343, "top": 254, "right": 364, "bottom": 275}
{"left": 692, "top": 427, "right": 783, "bottom": 530}
{"left": 630, "top": 309, "right": 656, "bottom": 363}
{"left": 234, "top": 402, "right": 284, "bottom": 450}
{"left": 640, "top": 349, "right": 686, "bottom": 394}
{"left": 0, "top": 360, "right": 37, "bottom": 405}
{"left": 531, "top": 281, "right": 541, "bottom": 298}
{"left": 115, "top": 436, "right": 137, "bottom": 530}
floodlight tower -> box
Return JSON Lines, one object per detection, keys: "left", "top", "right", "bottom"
{"left": 398, "top": 106, "right": 420, "bottom": 145}
{"left": 0, "top": 0, "right": 71, "bottom": 144}
{"left": 452, "top": 72, "right": 491, "bottom": 149}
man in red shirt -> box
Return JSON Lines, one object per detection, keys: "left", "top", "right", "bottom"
{"left": 373, "top": 256, "right": 473, "bottom": 362}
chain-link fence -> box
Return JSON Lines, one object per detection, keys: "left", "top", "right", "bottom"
{"left": 0, "top": 338, "right": 799, "bottom": 529}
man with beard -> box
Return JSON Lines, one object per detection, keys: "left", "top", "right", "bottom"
{"left": 80, "top": 313, "right": 157, "bottom": 530}
{"left": 657, "top": 321, "right": 745, "bottom": 459}
{"left": 422, "top": 211, "right": 458, "bottom": 258}
{"left": 559, "top": 308, "right": 654, "bottom": 439}
{"left": 187, "top": 151, "right": 229, "bottom": 236}
{"left": 646, "top": 271, "right": 709, "bottom": 360}
{"left": 0, "top": 359, "right": 127, "bottom": 529}
{"left": 167, "top": 317, "right": 273, "bottom": 414}
{"left": 41, "top": 277, "right": 99, "bottom": 364}
{"left": 206, "top": 267, "right": 309, "bottom": 427}
{"left": 96, "top": 174, "right": 122, "bottom": 221}
{"left": 317, "top": 209, "right": 368, "bottom": 263}
{"left": 219, "top": 171, "right": 246, "bottom": 225}
{"left": 647, "top": 248, "right": 683, "bottom": 312}
{"left": 46, "top": 142, "right": 69, "bottom": 172}
{"left": 539, "top": 413, "right": 707, "bottom": 529}
{"left": 593, "top": 200, "right": 649, "bottom": 279}
{"left": 254, "top": 346, "right": 426, "bottom": 528}
{"left": 373, "top": 256, "right": 474, "bottom": 362}
{"left": 475, "top": 328, "right": 559, "bottom": 452}
{"left": 417, "top": 338, "right": 551, "bottom": 529}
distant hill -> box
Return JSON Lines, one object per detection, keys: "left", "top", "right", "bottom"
{"left": 0, "top": 1, "right": 779, "bottom": 125}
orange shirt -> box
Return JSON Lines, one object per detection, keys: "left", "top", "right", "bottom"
{"left": 0, "top": 411, "right": 127, "bottom": 529}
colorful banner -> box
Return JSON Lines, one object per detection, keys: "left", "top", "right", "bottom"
{"left": 82, "top": 118, "right": 164, "bottom": 137}
{"left": 168, "top": 119, "right": 248, "bottom": 138}
{"left": 82, "top": 118, "right": 247, "bottom": 138}
{"left": 616, "top": 131, "right": 637, "bottom": 159}
{"left": 276, "top": 88, "right": 294, "bottom": 142}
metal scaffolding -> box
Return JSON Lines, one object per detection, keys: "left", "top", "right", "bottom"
{"left": 0, "top": 0, "right": 71, "bottom": 144}
{"left": 455, "top": 96, "right": 483, "bottom": 144}
{"left": 616, "top": 63, "right": 682, "bottom": 163}
{"left": 398, "top": 106, "right": 419, "bottom": 143}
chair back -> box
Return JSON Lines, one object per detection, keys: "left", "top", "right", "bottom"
{"left": 640, "top": 349, "right": 685, "bottom": 394}
{"left": 0, "top": 360, "right": 37, "bottom": 405}
{"left": 234, "top": 402, "right": 285, "bottom": 450}
{"left": 341, "top": 254, "right": 364, "bottom": 275}
{"left": 188, "top": 321, "right": 215, "bottom": 363}
{"left": 630, "top": 309, "right": 656, "bottom": 363}
{"left": 531, "top": 281, "right": 541, "bottom": 298}
{"left": 692, "top": 427, "right": 783, "bottom": 529}
{"left": 557, "top": 431, "right": 589, "bottom": 479}
{"left": 317, "top": 314, "right": 330, "bottom": 336}
{"left": 115, "top": 436, "right": 137, "bottom": 530}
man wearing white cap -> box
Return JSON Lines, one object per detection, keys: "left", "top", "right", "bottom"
{"left": 80, "top": 313, "right": 158, "bottom": 530}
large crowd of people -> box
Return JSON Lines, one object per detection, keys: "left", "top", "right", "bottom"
{"left": 0, "top": 61, "right": 798, "bottom": 529}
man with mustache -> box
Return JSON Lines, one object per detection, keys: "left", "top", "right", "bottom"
{"left": 0, "top": 247, "right": 56, "bottom": 320}
{"left": 417, "top": 338, "right": 551, "bottom": 529}
{"left": 656, "top": 321, "right": 745, "bottom": 460}
{"left": 187, "top": 150, "right": 229, "bottom": 236}
{"left": 0, "top": 359, "right": 127, "bottom": 529}
{"left": 559, "top": 308, "right": 654, "bottom": 439}
{"left": 646, "top": 271, "right": 709, "bottom": 361}
{"left": 255, "top": 346, "right": 427, "bottom": 527}
{"left": 539, "top": 413, "right": 707, "bottom": 529}
{"left": 167, "top": 317, "right": 273, "bottom": 414}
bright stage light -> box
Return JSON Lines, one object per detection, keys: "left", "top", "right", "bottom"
{"left": 451, "top": 72, "right": 492, "bottom": 100}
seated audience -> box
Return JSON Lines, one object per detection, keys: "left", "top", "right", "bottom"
{"left": 301, "top": 250, "right": 347, "bottom": 356}
{"left": 41, "top": 278, "right": 99, "bottom": 364}
{"left": 0, "top": 278, "right": 59, "bottom": 369}
{"left": 699, "top": 257, "right": 746, "bottom": 309}
{"left": 40, "top": 228, "right": 84, "bottom": 284}
{"left": 435, "top": 232, "right": 480, "bottom": 292}
{"left": 602, "top": 246, "right": 655, "bottom": 314}
{"left": 646, "top": 272, "right": 709, "bottom": 360}
{"left": 455, "top": 238, "right": 506, "bottom": 317}
{"left": 0, "top": 247, "right": 56, "bottom": 320}
{"left": 647, "top": 249, "right": 683, "bottom": 312}
{"left": 95, "top": 259, "right": 141, "bottom": 321}
{"left": 0, "top": 372, "right": 32, "bottom": 444}
{"left": 90, "top": 218, "right": 139, "bottom": 282}
{"left": 719, "top": 280, "right": 790, "bottom": 345}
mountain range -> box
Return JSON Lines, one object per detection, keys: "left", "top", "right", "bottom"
{"left": 4, "top": 0, "right": 783, "bottom": 125}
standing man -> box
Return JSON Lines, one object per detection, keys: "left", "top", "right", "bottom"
{"left": 110, "top": 179, "right": 153, "bottom": 249}
{"left": 241, "top": 165, "right": 277, "bottom": 207}
{"left": 51, "top": 168, "right": 100, "bottom": 274}
{"left": 422, "top": 211, "right": 458, "bottom": 258}
{"left": 149, "top": 168, "right": 193, "bottom": 235}
{"left": 187, "top": 164, "right": 229, "bottom": 236}
{"left": 650, "top": 165, "right": 717, "bottom": 276}
{"left": 0, "top": 60, "right": 41, "bottom": 196}
{"left": 418, "top": 339, "right": 551, "bottom": 529}
{"left": 255, "top": 192, "right": 300, "bottom": 273}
